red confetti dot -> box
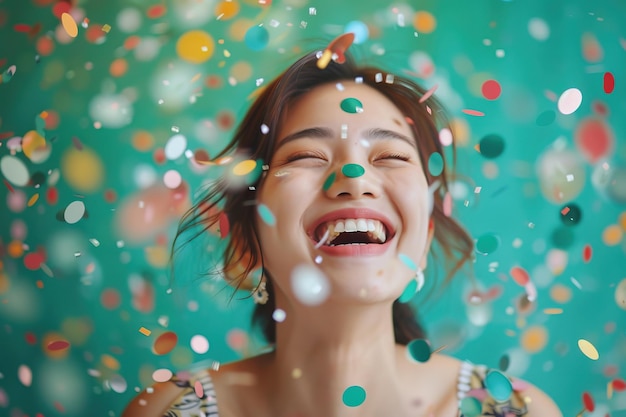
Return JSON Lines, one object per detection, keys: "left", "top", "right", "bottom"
{"left": 85, "top": 24, "right": 106, "bottom": 43}
{"left": 613, "top": 378, "right": 626, "bottom": 391}
{"left": 219, "top": 212, "right": 230, "bottom": 239}
{"left": 461, "top": 109, "right": 485, "bottom": 117}
{"left": 104, "top": 189, "right": 117, "bottom": 203}
{"left": 510, "top": 266, "right": 530, "bottom": 286}
{"left": 153, "top": 148, "right": 166, "bottom": 165}
{"left": 25, "top": 332, "right": 37, "bottom": 345}
{"left": 574, "top": 117, "right": 614, "bottom": 164}
{"left": 101, "top": 288, "right": 121, "bottom": 310}
{"left": 582, "top": 244, "right": 592, "bottom": 263}
{"left": 47, "top": 340, "right": 70, "bottom": 351}
{"left": 14, "top": 24, "right": 31, "bottom": 32}
{"left": 582, "top": 391, "right": 595, "bottom": 412}
{"left": 482, "top": 79, "right": 502, "bottom": 100}
{"left": 603, "top": 72, "right": 614, "bottom": 94}
{"left": 51, "top": 2, "right": 72, "bottom": 19}
{"left": 46, "top": 186, "right": 59, "bottom": 205}
{"left": 147, "top": 5, "right": 167, "bottom": 19}
{"left": 216, "top": 111, "right": 235, "bottom": 130}
{"left": 24, "top": 251, "right": 46, "bottom": 270}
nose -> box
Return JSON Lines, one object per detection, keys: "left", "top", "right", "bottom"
{"left": 323, "top": 162, "right": 381, "bottom": 199}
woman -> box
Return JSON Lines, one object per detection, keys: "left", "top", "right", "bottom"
{"left": 123, "top": 35, "right": 562, "bottom": 417}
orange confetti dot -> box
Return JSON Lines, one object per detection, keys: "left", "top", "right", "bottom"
{"left": 602, "top": 224, "right": 623, "bottom": 246}
{"left": 36, "top": 36, "right": 55, "bottom": 56}
{"left": 36, "top": 280, "right": 44, "bottom": 289}
{"left": 101, "top": 288, "right": 121, "bottom": 310}
{"left": 139, "top": 327, "right": 152, "bottom": 336}
{"left": 510, "top": 266, "right": 530, "bottom": 286}
{"left": 619, "top": 212, "right": 626, "bottom": 230}
{"left": 153, "top": 331, "right": 178, "bottom": 355}
{"left": 124, "top": 35, "right": 141, "bottom": 50}
{"left": 101, "top": 354, "right": 121, "bottom": 370}
{"left": 147, "top": 4, "right": 167, "bottom": 19}
{"left": 550, "top": 283, "right": 572, "bottom": 304}
{"left": 215, "top": 0, "right": 240, "bottom": 20}
{"left": 85, "top": 24, "right": 106, "bottom": 43}
{"left": 27, "top": 194, "right": 39, "bottom": 207}
{"left": 543, "top": 308, "right": 563, "bottom": 315}
{"left": 520, "top": 325, "right": 548, "bottom": 353}
{"left": 61, "top": 12, "right": 78, "bottom": 38}
{"left": 132, "top": 130, "right": 154, "bottom": 152}
{"left": 413, "top": 11, "right": 436, "bottom": 33}
{"left": 8, "top": 241, "right": 24, "bottom": 258}
{"left": 109, "top": 58, "right": 128, "bottom": 77}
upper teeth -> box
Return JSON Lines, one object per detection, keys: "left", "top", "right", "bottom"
{"left": 317, "top": 218, "right": 387, "bottom": 245}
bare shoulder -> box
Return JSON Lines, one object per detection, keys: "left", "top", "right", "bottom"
{"left": 513, "top": 377, "right": 563, "bottom": 417}
{"left": 120, "top": 380, "right": 185, "bottom": 417}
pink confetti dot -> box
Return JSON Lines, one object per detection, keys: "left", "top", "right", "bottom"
{"left": 481, "top": 80, "right": 501, "bottom": 100}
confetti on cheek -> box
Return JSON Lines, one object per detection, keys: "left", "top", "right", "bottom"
{"left": 256, "top": 203, "right": 275, "bottom": 226}
{"left": 322, "top": 172, "right": 336, "bottom": 191}
{"left": 342, "top": 385, "right": 366, "bottom": 407}
{"left": 603, "top": 72, "right": 615, "bottom": 94}
{"left": 577, "top": 339, "right": 599, "bottom": 360}
{"left": 484, "top": 370, "right": 513, "bottom": 402}
{"left": 340, "top": 98, "right": 363, "bottom": 114}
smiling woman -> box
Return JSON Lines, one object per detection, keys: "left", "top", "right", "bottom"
{"left": 122, "top": 35, "right": 562, "bottom": 417}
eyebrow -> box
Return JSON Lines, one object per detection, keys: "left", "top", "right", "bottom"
{"left": 275, "top": 126, "right": 417, "bottom": 150}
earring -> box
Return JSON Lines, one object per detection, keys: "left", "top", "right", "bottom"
{"left": 253, "top": 280, "right": 269, "bottom": 305}
{"left": 415, "top": 267, "right": 425, "bottom": 293}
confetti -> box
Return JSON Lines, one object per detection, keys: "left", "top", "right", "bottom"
{"left": 485, "top": 370, "right": 513, "bottom": 402}
{"left": 462, "top": 109, "right": 485, "bottom": 117}
{"left": 603, "top": 72, "right": 615, "bottom": 93}
{"left": 557, "top": 88, "right": 583, "bottom": 115}
{"left": 153, "top": 331, "right": 178, "bottom": 355}
{"left": 481, "top": 80, "right": 502, "bottom": 100}
{"left": 407, "top": 339, "right": 432, "bottom": 362}
{"left": 577, "top": 339, "right": 599, "bottom": 360}
{"left": 341, "top": 163, "right": 364, "bottom": 178}
{"left": 342, "top": 385, "right": 366, "bottom": 407}
{"left": 256, "top": 204, "right": 275, "bottom": 226}
{"left": 61, "top": 13, "right": 78, "bottom": 38}
{"left": 340, "top": 98, "right": 363, "bottom": 114}
{"left": 139, "top": 327, "right": 151, "bottom": 336}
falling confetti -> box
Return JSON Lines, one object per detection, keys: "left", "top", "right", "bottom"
{"left": 578, "top": 339, "right": 599, "bottom": 360}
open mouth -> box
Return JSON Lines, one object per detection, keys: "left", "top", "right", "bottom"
{"left": 312, "top": 218, "right": 392, "bottom": 246}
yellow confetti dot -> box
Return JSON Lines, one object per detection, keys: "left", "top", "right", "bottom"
{"left": 27, "top": 194, "right": 39, "bottom": 207}
{"left": 577, "top": 339, "right": 599, "bottom": 360}
{"left": 176, "top": 30, "right": 215, "bottom": 64}
{"left": 139, "top": 327, "right": 152, "bottom": 336}
{"left": 292, "top": 368, "right": 302, "bottom": 378}
{"left": 101, "top": 354, "right": 121, "bottom": 370}
{"left": 549, "top": 283, "right": 572, "bottom": 304}
{"left": 22, "top": 130, "right": 46, "bottom": 159}
{"left": 413, "top": 11, "right": 437, "bottom": 34}
{"left": 61, "top": 147, "right": 104, "bottom": 193}
{"left": 61, "top": 12, "right": 78, "bottom": 38}
{"left": 102, "top": 24, "right": 111, "bottom": 33}
{"left": 619, "top": 212, "right": 626, "bottom": 230}
{"left": 215, "top": 0, "right": 240, "bottom": 20}
{"left": 543, "top": 308, "right": 563, "bottom": 315}
{"left": 232, "top": 159, "right": 257, "bottom": 176}
{"left": 145, "top": 246, "right": 169, "bottom": 268}
{"left": 602, "top": 224, "right": 623, "bottom": 246}
{"left": 520, "top": 325, "right": 548, "bottom": 353}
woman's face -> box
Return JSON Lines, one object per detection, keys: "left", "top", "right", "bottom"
{"left": 256, "top": 81, "right": 433, "bottom": 305}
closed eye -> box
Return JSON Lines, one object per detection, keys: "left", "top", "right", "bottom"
{"left": 376, "top": 153, "right": 410, "bottom": 161}
{"left": 285, "top": 151, "right": 327, "bottom": 162}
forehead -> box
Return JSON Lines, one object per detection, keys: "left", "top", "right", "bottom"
{"left": 279, "top": 81, "right": 411, "bottom": 135}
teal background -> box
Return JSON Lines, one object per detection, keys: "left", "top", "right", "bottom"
{"left": 1, "top": 0, "right": 626, "bottom": 416}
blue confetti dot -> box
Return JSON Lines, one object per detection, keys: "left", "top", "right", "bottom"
{"left": 342, "top": 385, "right": 366, "bottom": 407}
{"left": 428, "top": 152, "right": 444, "bottom": 176}
{"left": 244, "top": 26, "right": 269, "bottom": 51}
{"left": 345, "top": 21, "right": 369, "bottom": 44}
{"left": 398, "top": 279, "right": 417, "bottom": 303}
{"left": 398, "top": 253, "right": 417, "bottom": 270}
{"left": 484, "top": 370, "right": 513, "bottom": 402}
{"left": 257, "top": 203, "right": 275, "bottom": 226}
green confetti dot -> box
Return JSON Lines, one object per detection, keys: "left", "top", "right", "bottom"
{"left": 428, "top": 152, "right": 444, "bottom": 176}
{"left": 536, "top": 110, "right": 556, "bottom": 126}
{"left": 484, "top": 370, "right": 513, "bottom": 402}
{"left": 460, "top": 397, "right": 482, "bottom": 417}
{"left": 341, "top": 163, "right": 364, "bottom": 178}
{"left": 550, "top": 226, "right": 574, "bottom": 249}
{"left": 398, "top": 253, "right": 416, "bottom": 270}
{"left": 398, "top": 279, "right": 417, "bottom": 303}
{"left": 475, "top": 233, "right": 500, "bottom": 255}
{"left": 498, "top": 354, "right": 510, "bottom": 372}
{"left": 340, "top": 98, "right": 363, "bottom": 114}
{"left": 323, "top": 172, "right": 336, "bottom": 191}
{"left": 479, "top": 134, "right": 505, "bottom": 159}
{"left": 342, "top": 385, "right": 366, "bottom": 407}
{"left": 560, "top": 203, "right": 582, "bottom": 226}
{"left": 257, "top": 204, "right": 275, "bottom": 226}
{"left": 407, "top": 339, "right": 431, "bottom": 362}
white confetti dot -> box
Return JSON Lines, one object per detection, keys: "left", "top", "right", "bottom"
{"left": 272, "top": 309, "right": 286, "bottom": 322}
{"left": 190, "top": 335, "right": 210, "bottom": 354}
{"left": 528, "top": 18, "right": 550, "bottom": 41}
{"left": 164, "top": 134, "right": 187, "bottom": 160}
{"left": 290, "top": 264, "right": 330, "bottom": 306}
{"left": 64, "top": 201, "right": 85, "bottom": 224}
{"left": 557, "top": 88, "right": 583, "bottom": 115}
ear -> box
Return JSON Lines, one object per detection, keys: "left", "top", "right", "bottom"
{"left": 419, "top": 218, "right": 435, "bottom": 270}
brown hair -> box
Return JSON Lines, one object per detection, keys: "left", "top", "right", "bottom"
{"left": 170, "top": 50, "right": 475, "bottom": 345}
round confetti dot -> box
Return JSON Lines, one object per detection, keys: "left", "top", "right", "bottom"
{"left": 574, "top": 117, "right": 614, "bottom": 164}
{"left": 536, "top": 110, "right": 556, "bottom": 126}
{"left": 550, "top": 284, "right": 572, "bottom": 304}
{"left": 460, "top": 397, "right": 482, "bottom": 417}
{"left": 341, "top": 163, "right": 364, "bottom": 178}
{"left": 24, "top": 251, "right": 45, "bottom": 271}
{"left": 61, "top": 12, "right": 78, "bottom": 38}
{"left": 18, "top": 364, "right": 32, "bottom": 387}
{"left": 1, "top": 155, "right": 30, "bottom": 186}
{"left": 152, "top": 368, "right": 173, "bottom": 383}
{"left": 233, "top": 159, "right": 257, "bottom": 176}
{"left": 163, "top": 170, "right": 182, "bottom": 189}
{"left": 485, "top": 370, "right": 513, "bottom": 402}
{"left": 604, "top": 72, "right": 615, "bottom": 94}
{"left": 215, "top": 0, "right": 240, "bottom": 20}
{"left": 407, "top": 339, "right": 431, "bottom": 362}
{"left": 520, "top": 325, "right": 548, "bottom": 353}
{"left": 109, "top": 374, "right": 127, "bottom": 394}
{"left": 438, "top": 128, "right": 453, "bottom": 146}
{"left": 272, "top": 308, "right": 286, "bottom": 322}
{"left": 340, "top": 98, "right": 363, "bottom": 114}
{"left": 257, "top": 204, "right": 275, "bottom": 226}
{"left": 153, "top": 331, "right": 178, "bottom": 355}
{"left": 510, "top": 266, "right": 530, "bottom": 286}
{"left": 578, "top": 339, "right": 599, "bottom": 360}
{"left": 190, "top": 335, "right": 209, "bottom": 354}
{"left": 290, "top": 264, "right": 330, "bottom": 306}
{"left": 499, "top": 354, "right": 510, "bottom": 372}
{"left": 413, "top": 11, "right": 436, "bottom": 33}
{"left": 244, "top": 25, "right": 269, "bottom": 51}
{"left": 165, "top": 134, "right": 187, "bottom": 160}
{"left": 481, "top": 80, "right": 501, "bottom": 100}
{"left": 101, "top": 354, "right": 121, "bottom": 371}
{"left": 528, "top": 18, "right": 550, "bottom": 41}
{"left": 22, "top": 130, "right": 46, "bottom": 160}
{"left": 64, "top": 201, "right": 85, "bottom": 224}
{"left": 478, "top": 134, "right": 505, "bottom": 159}
{"left": 226, "top": 329, "right": 248, "bottom": 351}
{"left": 559, "top": 203, "right": 582, "bottom": 226}
{"left": 398, "top": 279, "right": 417, "bottom": 303}
{"left": 475, "top": 233, "right": 500, "bottom": 255}
{"left": 602, "top": 224, "right": 623, "bottom": 246}
{"left": 344, "top": 21, "right": 369, "bottom": 44}
{"left": 551, "top": 226, "right": 574, "bottom": 249}
{"left": 615, "top": 279, "right": 626, "bottom": 310}
{"left": 109, "top": 58, "right": 128, "bottom": 77}
{"left": 342, "top": 385, "right": 366, "bottom": 407}
{"left": 61, "top": 147, "right": 104, "bottom": 192}
{"left": 557, "top": 88, "right": 583, "bottom": 115}
{"left": 428, "top": 152, "right": 444, "bottom": 176}
{"left": 176, "top": 30, "right": 215, "bottom": 64}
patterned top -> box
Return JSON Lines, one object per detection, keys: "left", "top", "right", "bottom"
{"left": 162, "top": 361, "right": 529, "bottom": 417}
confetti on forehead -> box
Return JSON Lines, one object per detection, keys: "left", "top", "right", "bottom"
{"left": 340, "top": 97, "right": 363, "bottom": 113}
